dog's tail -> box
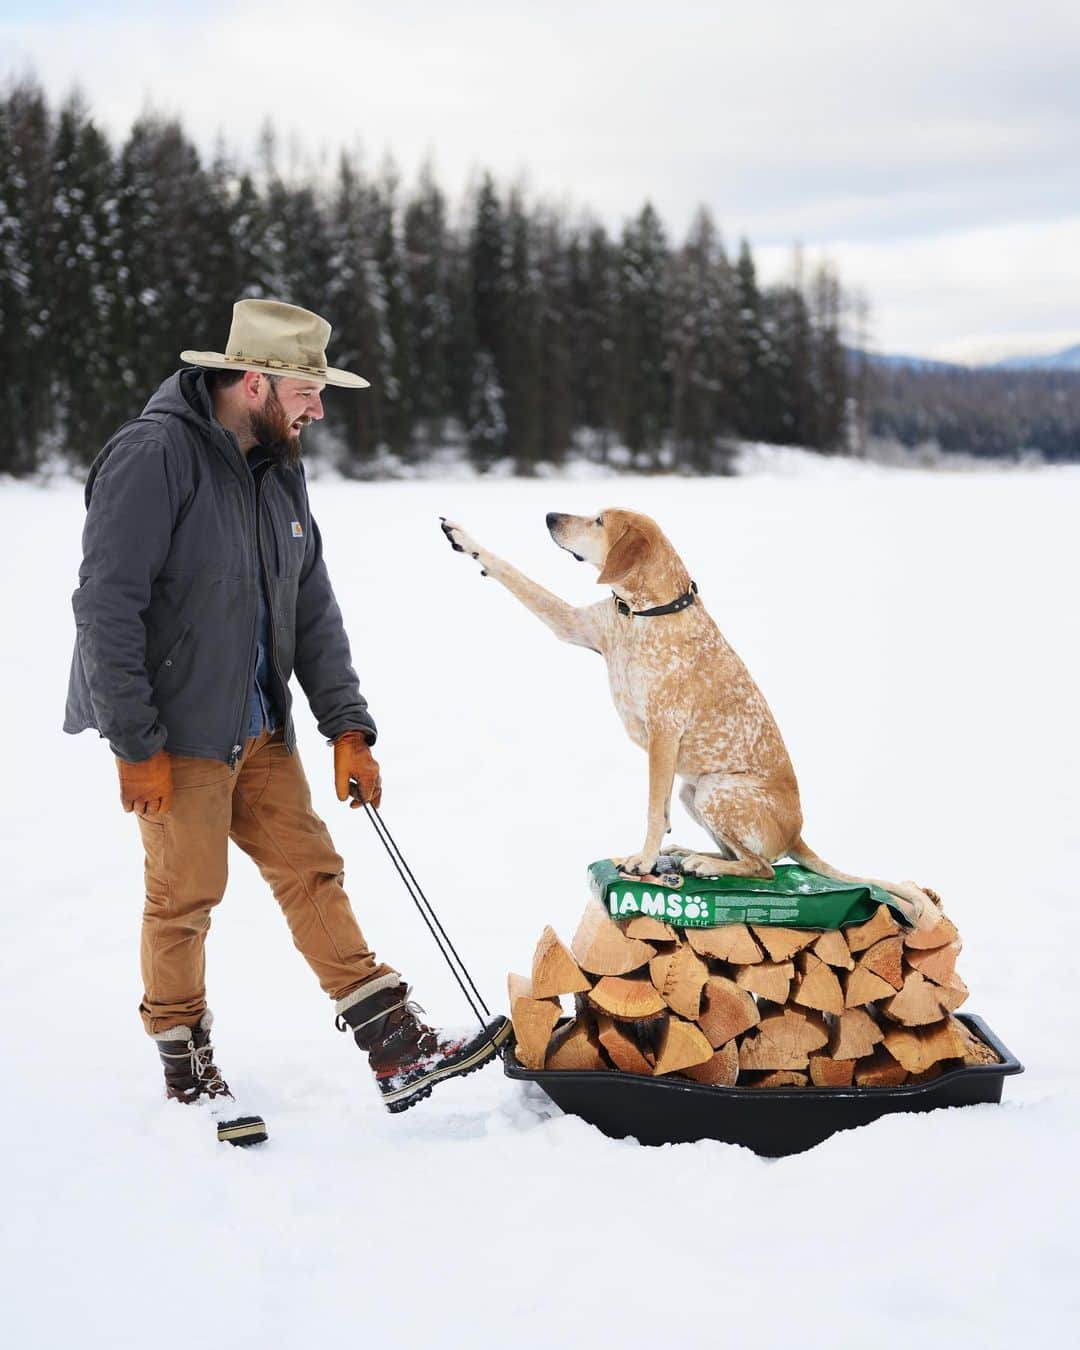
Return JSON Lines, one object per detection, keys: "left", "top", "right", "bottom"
{"left": 787, "top": 836, "right": 936, "bottom": 930}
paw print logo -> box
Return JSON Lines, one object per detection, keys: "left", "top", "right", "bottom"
{"left": 683, "top": 898, "right": 704, "bottom": 920}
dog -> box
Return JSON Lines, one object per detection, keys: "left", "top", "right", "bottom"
{"left": 440, "top": 507, "right": 933, "bottom": 927}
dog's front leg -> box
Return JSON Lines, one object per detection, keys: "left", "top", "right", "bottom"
{"left": 441, "top": 518, "right": 601, "bottom": 650}
{"left": 621, "top": 729, "right": 679, "bottom": 876}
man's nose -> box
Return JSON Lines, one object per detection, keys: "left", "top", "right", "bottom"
{"left": 309, "top": 393, "right": 324, "bottom": 421}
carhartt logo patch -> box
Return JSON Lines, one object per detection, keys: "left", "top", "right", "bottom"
{"left": 291, "top": 521, "right": 304, "bottom": 538}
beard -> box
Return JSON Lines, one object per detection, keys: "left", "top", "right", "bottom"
{"left": 249, "top": 384, "right": 304, "bottom": 468}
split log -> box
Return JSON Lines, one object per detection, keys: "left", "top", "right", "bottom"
{"left": 813, "top": 928, "right": 855, "bottom": 970}
{"left": 751, "top": 926, "right": 817, "bottom": 962}
{"left": 588, "top": 974, "right": 667, "bottom": 1021}
{"left": 596, "top": 1013, "right": 654, "bottom": 1074}
{"left": 697, "top": 976, "right": 761, "bottom": 1047}
{"left": 649, "top": 945, "right": 709, "bottom": 1019}
{"left": 572, "top": 900, "right": 656, "bottom": 977}
{"left": 624, "top": 914, "right": 677, "bottom": 942}
{"left": 738, "top": 1008, "right": 829, "bottom": 1071}
{"left": 808, "top": 1054, "right": 856, "bottom": 1087}
{"left": 843, "top": 964, "right": 898, "bottom": 1008}
{"left": 936, "top": 972, "right": 969, "bottom": 1013}
{"left": 846, "top": 904, "right": 902, "bottom": 953}
{"left": 853, "top": 1047, "right": 908, "bottom": 1087}
{"left": 531, "top": 926, "right": 592, "bottom": 999}
{"left": 903, "top": 910, "right": 960, "bottom": 951}
{"left": 653, "top": 1016, "right": 714, "bottom": 1076}
{"left": 735, "top": 960, "right": 794, "bottom": 1005}
{"left": 507, "top": 973, "right": 562, "bottom": 1070}
{"left": 858, "top": 936, "right": 905, "bottom": 991}
{"left": 679, "top": 1041, "right": 739, "bottom": 1085}
{"left": 748, "top": 1070, "right": 809, "bottom": 1088}
{"left": 881, "top": 1018, "right": 968, "bottom": 1075}
{"left": 545, "top": 1019, "right": 606, "bottom": 1071}
{"left": 950, "top": 1017, "right": 1000, "bottom": 1066}
{"left": 880, "top": 969, "right": 950, "bottom": 1026}
{"left": 905, "top": 939, "right": 961, "bottom": 986}
{"left": 686, "top": 923, "right": 763, "bottom": 964}
{"left": 791, "top": 950, "right": 845, "bottom": 1015}
{"left": 830, "top": 1007, "right": 884, "bottom": 1060}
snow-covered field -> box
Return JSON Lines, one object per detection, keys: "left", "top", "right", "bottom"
{"left": 2, "top": 452, "right": 1078, "bottom": 1349}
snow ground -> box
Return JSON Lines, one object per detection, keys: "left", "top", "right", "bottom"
{"left": 2, "top": 452, "right": 1078, "bottom": 1349}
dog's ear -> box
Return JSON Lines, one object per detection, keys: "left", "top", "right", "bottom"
{"left": 598, "top": 525, "right": 650, "bottom": 586}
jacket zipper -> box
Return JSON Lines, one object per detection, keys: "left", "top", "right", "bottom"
{"left": 228, "top": 458, "right": 261, "bottom": 773}
{"left": 254, "top": 462, "right": 291, "bottom": 755}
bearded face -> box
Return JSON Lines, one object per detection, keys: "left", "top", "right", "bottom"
{"left": 249, "top": 380, "right": 305, "bottom": 467}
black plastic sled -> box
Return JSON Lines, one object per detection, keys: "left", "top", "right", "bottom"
{"left": 502, "top": 1013, "right": 1022, "bottom": 1157}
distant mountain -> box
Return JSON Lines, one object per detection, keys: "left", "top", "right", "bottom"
{"left": 861, "top": 351, "right": 964, "bottom": 373}
{"left": 993, "top": 344, "right": 1080, "bottom": 371}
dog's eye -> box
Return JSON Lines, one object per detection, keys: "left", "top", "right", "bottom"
{"left": 594, "top": 516, "right": 603, "bottom": 526}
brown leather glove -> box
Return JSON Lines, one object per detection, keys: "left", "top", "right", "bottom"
{"left": 334, "top": 731, "right": 381, "bottom": 809}
{"left": 116, "top": 748, "right": 173, "bottom": 816}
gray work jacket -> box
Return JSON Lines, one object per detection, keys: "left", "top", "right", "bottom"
{"left": 63, "top": 367, "right": 377, "bottom": 765}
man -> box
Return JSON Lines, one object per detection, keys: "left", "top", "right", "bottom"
{"left": 63, "top": 298, "right": 508, "bottom": 1135}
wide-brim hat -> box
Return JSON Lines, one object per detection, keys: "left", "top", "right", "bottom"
{"left": 181, "top": 298, "right": 370, "bottom": 389}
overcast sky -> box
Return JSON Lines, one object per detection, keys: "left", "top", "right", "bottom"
{"left": 4, "top": 0, "right": 1078, "bottom": 361}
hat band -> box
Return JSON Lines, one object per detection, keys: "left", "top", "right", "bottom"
{"left": 229, "top": 351, "right": 327, "bottom": 376}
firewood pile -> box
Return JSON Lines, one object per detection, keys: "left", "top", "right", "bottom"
{"left": 508, "top": 892, "right": 1000, "bottom": 1087}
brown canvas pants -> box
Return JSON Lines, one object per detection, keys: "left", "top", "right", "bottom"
{"left": 136, "top": 726, "right": 397, "bottom": 1035}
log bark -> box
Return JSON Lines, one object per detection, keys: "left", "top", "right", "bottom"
{"left": 830, "top": 1007, "right": 884, "bottom": 1060}
{"left": 734, "top": 959, "right": 794, "bottom": 1004}
{"left": 650, "top": 944, "right": 709, "bottom": 1019}
{"left": 572, "top": 900, "right": 656, "bottom": 976}
{"left": 653, "top": 1016, "right": 714, "bottom": 1076}
{"left": 791, "top": 950, "right": 845, "bottom": 1015}
{"left": 531, "top": 926, "right": 592, "bottom": 999}
{"left": 853, "top": 1047, "right": 908, "bottom": 1087}
{"left": 545, "top": 1019, "right": 606, "bottom": 1071}
{"left": 596, "top": 1013, "right": 654, "bottom": 1074}
{"left": 588, "top": 974, "right": 668, "bottom": 1021}
{"left": 846, "top": 903, "right": 902, "bottom": 953}
{"left": 697, "top": 976, "right": 761, "bottom": 1047}
{"left": 813, "top": 928, "right": 855, "bottom": 970}
{"left": 808, "top": 1054, "right": 856, "bottom": 1087}
{"left": 858, "top": 936, "right": 905, "bottom": 991}
{"left": 738, "top": 1007, "right": 829, "bottom": 1071}
{"left": 686, "top": 924, "right": 763, "bottom": 964}
{"left": 679, "top": 1041, "right": 739, "bottom": 1085}
{"left": 507, "top": 973, "right": 562, "bottom": 1070}
{"left": 881, "top": 1017, "right": 968, "bottom": 1074}
{"left": 751, "top": 926, "right": 817, "bottom": 962}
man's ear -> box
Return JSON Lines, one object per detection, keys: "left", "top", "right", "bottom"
{"left": 598, "top": 525, "right": 649, "bottom": 586}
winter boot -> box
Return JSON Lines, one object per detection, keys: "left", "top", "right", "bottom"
{"left": 335, "top": 975, "right": 510, "bottom": 1113}
{"left": 152, "top": 1011, "right": 268, "bottom": 1147}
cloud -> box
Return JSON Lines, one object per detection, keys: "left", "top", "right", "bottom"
{"left": 3, "top": 0, "right": 1079, "bottom": 356}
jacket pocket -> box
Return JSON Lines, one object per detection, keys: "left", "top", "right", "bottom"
{"left": 149, "top": 622, "right": 191, "bottom": 684}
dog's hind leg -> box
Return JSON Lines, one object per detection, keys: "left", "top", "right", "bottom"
{"left": 676, "top": 773, "right": 788, "bottom": 879}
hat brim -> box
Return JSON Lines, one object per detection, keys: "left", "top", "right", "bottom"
{"left": 179, "top": 350, "right": 370, "bottom": 389}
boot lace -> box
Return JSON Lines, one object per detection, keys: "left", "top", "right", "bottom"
{"left": 190, "top": 1039, "right": 229, "bottom": 1097}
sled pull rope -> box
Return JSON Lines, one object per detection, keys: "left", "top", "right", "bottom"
{"left": 361, "top": 801, "right": 493, "bottom": 1028}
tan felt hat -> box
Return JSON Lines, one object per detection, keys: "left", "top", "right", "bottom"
{"left": 181, "top": 298, "right": 369, "bottom": 389}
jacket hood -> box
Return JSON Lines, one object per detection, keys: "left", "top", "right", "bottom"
{"left": 142, "top": 367, "right": 217, "bottom": 432}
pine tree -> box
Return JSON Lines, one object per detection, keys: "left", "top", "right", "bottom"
{"left": 465, "top": 174, "right": 509, "bottom": 465}
{"left": 502, "top": 188, "right": 543, "bottom": 469}
{"left": 616, "top": 202, "right": 671, "bottom": 464}
{"left": 403, "top": 160, "right": 453, "bottom": 450}
{"left": 372, "top": 156, "right": 415, "bottom": 457}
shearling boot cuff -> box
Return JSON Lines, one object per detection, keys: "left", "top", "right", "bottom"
{"left": 151, "top": 1010, "right": 213, "bottom": 1042}
{"left": 335, "top": 974, "right": 403, "bottom": 1019}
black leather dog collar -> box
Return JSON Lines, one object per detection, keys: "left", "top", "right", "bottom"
{"left": 614, "top": 579, "right": 698, "bottom": 618}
